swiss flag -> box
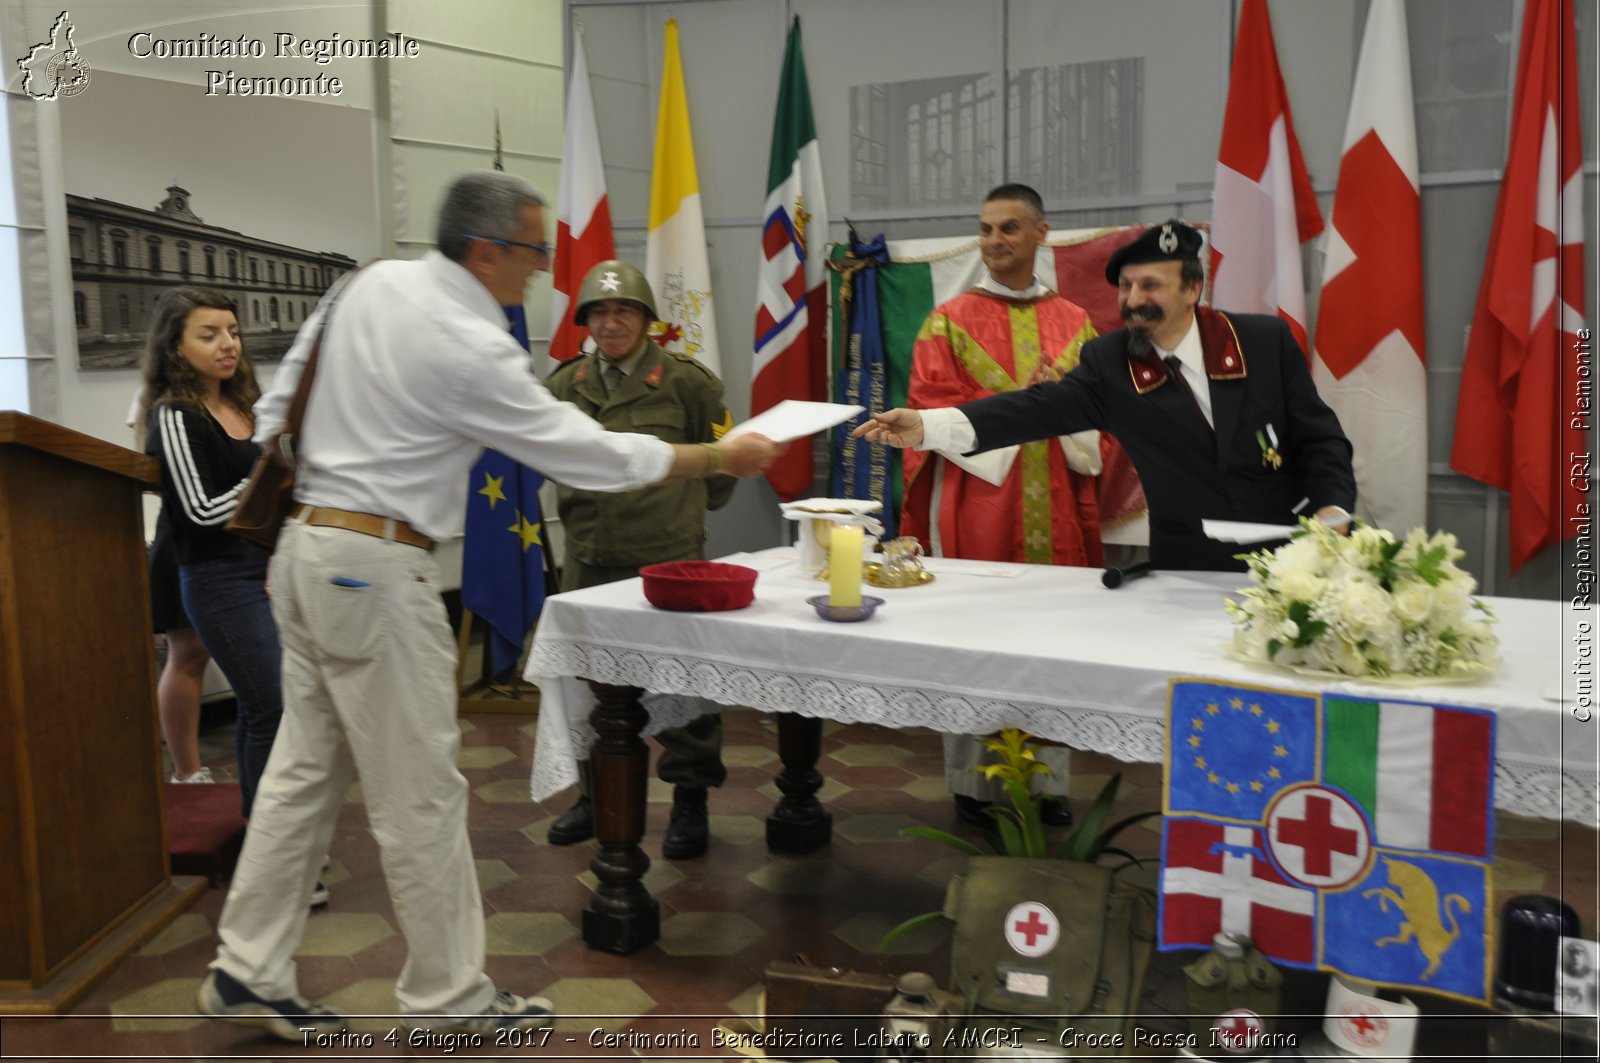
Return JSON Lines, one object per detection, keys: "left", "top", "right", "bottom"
{"left": 1209, "top": 0, "right": 1324, "bottom": 353}
{"left": 1450, "top": 0, "right": 1587, "bottom": 572}
{"left": 1160, "top": 819, "right": 1315, "bottom": 965}
{"left": 547, "top": 35, "right": 615, "bottom": 370}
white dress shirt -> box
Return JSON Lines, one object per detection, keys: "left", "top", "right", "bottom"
{"left": 1158, "top": 317, "right": 1213, "bottom": 427}
{"left": 256, "top": 252, "right": 674, "bottom": 540}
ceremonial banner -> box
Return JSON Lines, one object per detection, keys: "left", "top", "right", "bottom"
{"left": 461, "top": 306, "right": 548, "bottom": 680}
{"left": 1312, "top": 0, "right": 1427, "bottom": 535}
{"left": 828, "top": 227, "right": 1148, "bottom": 534}
{"left": 829, "top": 230, "right": 893, "bottom": 529}
{"left": 646, "top": 18, "right": 721, "bottom": 375}
{"left": 549, "top": 34, "right": 615, "bottom": 370}
{"left": 753, "top": 16, "right": 829, "bottom": 502}
{"left": 1160, "top": 680, "right": 1495, "bottom": 1002}
{"left": 1450, "top": 0, "right": 1588, "bottom": 572}
{"left": 1210, "top": 0, "right": 1324, "bottom": 352}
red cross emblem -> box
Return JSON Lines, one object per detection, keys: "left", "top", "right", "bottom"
{"left": 1003, "top": 901, "right": 1059, "bottom": 957}
{"left": 1213, "top": 1009, "right": 1263, "bottom": 1054}
{"left": 1336, "top": 1002, "right": 1389, "bottom": 1048}
{"left": 1265, "top": 783, "right": 1371, "bottom": 889}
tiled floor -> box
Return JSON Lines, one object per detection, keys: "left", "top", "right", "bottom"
{"left": 3, "top": 705, "right": 1594, "bottom": 1060}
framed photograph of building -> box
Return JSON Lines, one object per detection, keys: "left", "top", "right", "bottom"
{"left": 58, "top": 67, "right": 377, "bottom": 370}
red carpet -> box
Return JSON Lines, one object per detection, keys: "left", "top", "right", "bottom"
{"left": 164, "top": 782, "right": 246, "bottom": 885}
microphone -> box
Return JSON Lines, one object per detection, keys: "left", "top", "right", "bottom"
{"left": 1102, "top": 561, "right": 1154, "bottom": 589}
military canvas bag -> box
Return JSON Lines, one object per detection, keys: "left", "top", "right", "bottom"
{"left": 945, "top": 856, "right": 1157, "bottom": 1057}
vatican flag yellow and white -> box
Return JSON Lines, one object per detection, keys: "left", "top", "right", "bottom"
{"left": 645, "top": 18, "right": 721, "bottom": 376}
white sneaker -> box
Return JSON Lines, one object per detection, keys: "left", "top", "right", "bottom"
{"left": 410, "top": 989, "right": 555, "bottom": 1035}
{"left": 197, "top": 968, "right": 345, "bottom": 1042}
{"left": 309, "top": 880, "right": 330, "bottom": 908}
{"left": 170, "top": 767, "right": 214, "bottom": 784}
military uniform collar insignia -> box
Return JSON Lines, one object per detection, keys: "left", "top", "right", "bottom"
{"left": 1195, "top": 306, "right": 1247, "bottom": 380}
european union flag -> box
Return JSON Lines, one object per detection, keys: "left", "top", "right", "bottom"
{"left": 1166, "top": 681, "right": 1317, "bottom": 822}
{"left": 460, "top": 305, "right": 547, "bottom": 680}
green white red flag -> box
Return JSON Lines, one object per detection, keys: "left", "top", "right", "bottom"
{"left": 753, "top": 17, "right": 828, "bottom": 501}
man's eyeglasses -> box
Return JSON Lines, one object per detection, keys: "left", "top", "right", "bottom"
{"left": 463, "top": 232, "right": 551, "bottom": 258}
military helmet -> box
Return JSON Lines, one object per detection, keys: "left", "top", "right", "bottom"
{"left": 575, "top": 259, "right": 657, "bottom": 325}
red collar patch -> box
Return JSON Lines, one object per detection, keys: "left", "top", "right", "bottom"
{"left": 1195, "top": 306, "right": 1247, "bottom": 380}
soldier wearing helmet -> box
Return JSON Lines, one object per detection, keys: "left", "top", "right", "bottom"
{"left": 544, "top": 259, "right": 731, "bottom": 860}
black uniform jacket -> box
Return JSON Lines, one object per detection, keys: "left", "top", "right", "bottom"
{"left": 960, "top": 307, "right": 1355, "bottom": 571}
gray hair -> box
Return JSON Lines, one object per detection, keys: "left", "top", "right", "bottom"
{"left": 435, "top": 171, "right": 546, "bottom": 263}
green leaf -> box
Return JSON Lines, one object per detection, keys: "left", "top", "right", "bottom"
{"left": 900, "top": 825, "right": 985, "bottom": 856}
{"left": 1099, "top": 810, "right": 1161, "bottom": 844}
{"left": 878, "top": 910, "right": 949, "bottom": 952}
{"left": 1003, "top": 777, "right": 1047, "bottom": 858}
{"left": 1412, "top": 543, "right": 1450, "bottom": 586}
{"left": 1064, "top": 773, "right": 1122, "bottom": 862}
{"left": 993, "top": 812, "right": 1028, "bottom": 858}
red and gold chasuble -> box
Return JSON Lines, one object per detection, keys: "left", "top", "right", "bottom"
{"left": 903, "top": 289, "right": 1102, "bottom": 566}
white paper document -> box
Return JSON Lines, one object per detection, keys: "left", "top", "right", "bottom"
{"left": 723, "top": 400, "right": 864, "bottom": 443}
{"left": 1202, "top": 519, "right": 1298, "bottom": 544}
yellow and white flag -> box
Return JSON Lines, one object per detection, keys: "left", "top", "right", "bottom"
{"left": 646, "top": 18, "right": 720, "bottom": 375}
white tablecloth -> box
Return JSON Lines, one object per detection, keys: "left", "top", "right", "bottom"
{"left": 525, "top": 548, "right": 1596, "bottom": 823}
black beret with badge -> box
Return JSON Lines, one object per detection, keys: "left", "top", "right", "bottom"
{"left": 1103, "top": 218, "right": 1205, "bottom": 284}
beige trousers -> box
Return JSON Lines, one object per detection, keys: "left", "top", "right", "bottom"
{"left": 213, "top": 520, "right": 493, "bottom": 1017}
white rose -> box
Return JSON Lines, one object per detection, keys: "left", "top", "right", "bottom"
{"left": 1430, "top": 580, "right": 1472, "bottom": 628}
{"left": 1326, "top": 635, "right": 1370, "bottom": 676}
{"left": 1272, "top": 537, "right": 1330, "bottom": 580}
{"left": 1336, "top": 581, "right": 1392, "bottom": 639}
{"left": 1277, "top": 568, "right": 1327, "bottom": 604}
{"left": 1391, "top": 580, "right": 1433, "bottom": 625}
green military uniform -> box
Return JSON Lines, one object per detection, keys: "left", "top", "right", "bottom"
{"left": 546, "top": 338, "right": 734, "bottom": 789}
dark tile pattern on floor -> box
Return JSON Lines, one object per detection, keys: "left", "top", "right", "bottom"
{"left": 3, "top": 708, "right": 1594, "bottom": 1060}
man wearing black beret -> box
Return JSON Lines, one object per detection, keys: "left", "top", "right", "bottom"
{"left": 855, "top": 219, "right": 1355, "bottom": 571}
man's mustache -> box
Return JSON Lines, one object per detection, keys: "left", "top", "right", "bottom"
{"left": 1121, "top": 304, "right": 1162, "bottom": 324}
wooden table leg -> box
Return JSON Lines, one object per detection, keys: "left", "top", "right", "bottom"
{"left": 766, "top": 713, "right": 832, "bottom": 853}
{"left": 582, "top": 681, "right": 659, "bottom": 953}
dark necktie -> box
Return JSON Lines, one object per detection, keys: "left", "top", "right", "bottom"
{"left": 604, "top": 364, "right": 624, "bottom": 395}
{"left": 1165, "top": 355, "right": 1206, "bottom": 423}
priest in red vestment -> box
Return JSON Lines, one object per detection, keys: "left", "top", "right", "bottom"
{"left": 905, "top": 184, "right": 1095, "bottom": 826}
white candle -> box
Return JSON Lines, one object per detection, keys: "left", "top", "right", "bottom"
{"left": 829, "top": 524, "right": 864, "bottom": 609}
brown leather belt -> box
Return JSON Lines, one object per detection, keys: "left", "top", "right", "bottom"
{"left": 295, "top": 505, "right": 433, "bottom": 550}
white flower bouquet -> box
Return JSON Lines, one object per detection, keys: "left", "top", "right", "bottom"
{"left": 1225, "top": 519, "right": 1499, "bottom": 680}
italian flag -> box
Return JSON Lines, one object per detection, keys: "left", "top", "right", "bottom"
{"left": 1323, "top": 697, "right": 1494, "bottom": 858}
{"left": 752, "top": 17, "right": 828, "bottom": 501}
{"left": 646, "top": 18, "right": 720, "bottom": 376}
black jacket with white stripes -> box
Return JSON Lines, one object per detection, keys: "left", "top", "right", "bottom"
{"left": 145, "top": 400, "right": 262, "bottom": 564}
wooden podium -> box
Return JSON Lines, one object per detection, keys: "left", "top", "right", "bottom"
{"left": 0, "top": 412, "right": 204, "bottom": 1014}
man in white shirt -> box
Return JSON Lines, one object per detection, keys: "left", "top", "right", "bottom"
{"left": 198, "top": 171, "right": 778, "bottom": 1042}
